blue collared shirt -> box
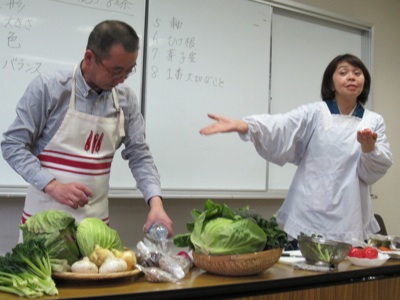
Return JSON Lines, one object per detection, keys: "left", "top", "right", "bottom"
{"left": 1, "top": 65, "right": 161, "bottom": 202}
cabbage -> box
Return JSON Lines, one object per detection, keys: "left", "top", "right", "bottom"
{"left": 174, "top": 199, "right": 287, "bottom": 255}
{"left": 76, "top": 218, "right": 125, "bottom": 257}
{"left": 191, "top": 215, "right": 267, "bottom": 255}
{"left": 19, "top": 210, "right": 80, "bottom": 265}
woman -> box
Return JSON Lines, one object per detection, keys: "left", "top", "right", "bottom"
{"left": 199, "top": 54, "right": 392, "bottom": 245}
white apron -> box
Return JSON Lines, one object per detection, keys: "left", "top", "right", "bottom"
{"left": 21, "top": 66, "right": 125, "bottom": 227}
{"left": 278, "top": 102, "right": 378, "bottom": 243}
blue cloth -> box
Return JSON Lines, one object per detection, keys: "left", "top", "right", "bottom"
{"left": 325, "top": 99, "right": 364, "bottom": 118}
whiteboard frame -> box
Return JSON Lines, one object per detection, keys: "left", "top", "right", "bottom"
{"left": 0, "top": 0, "right": 373, "bottom": 199}
{"left": 145, "top": 0, "right": 372, "bottom": 200}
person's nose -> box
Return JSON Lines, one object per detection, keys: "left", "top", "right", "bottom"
{"left": 347, "top": 73, "right": 356, "bottom": 81}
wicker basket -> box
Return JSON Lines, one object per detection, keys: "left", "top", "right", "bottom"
{"left": 192, "top": 248, "right": 282, "bottom": 276}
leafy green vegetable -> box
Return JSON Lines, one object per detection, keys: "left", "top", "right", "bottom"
{"left": 76, "top": 218, "right": 125, "bottom": 257}
{"left": 192, "top": 216, "right": 267, "bottom": 255}
{"left": 50, "top": 258, "right": 71, "bottom": 273}
{"left": 19, "top": 210, "right": 80, "bottom": 265}
{"left": 235, "top": 207, "right": 288, "bottom": 250}
{"left": 299, "top": 232, "right": 333, "bottom": 262}
{"left": 0, "top": 239, "right": 58, "bottom": 298}
{"left": 173, "top": 199, "right": 288, "bottom": 255}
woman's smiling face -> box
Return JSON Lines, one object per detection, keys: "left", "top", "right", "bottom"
{"left": 332, "top": 61, "right": 365, "bottom": 102}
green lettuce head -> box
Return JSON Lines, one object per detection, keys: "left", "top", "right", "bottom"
{"left": 19, "top": 210, "right": 80, "bottom": 265}
{"left": 76, "top": 218, "right": 125, "bottom": 257}
{"left": 173, "top": 199, "right": 287, "bottom": 254}
{"left": 191, "top": 213, "right": 267, "bottom": 255}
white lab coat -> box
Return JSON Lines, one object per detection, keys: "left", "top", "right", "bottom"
{"left": 240, "top": 101, "right": 392, "bottom": 243}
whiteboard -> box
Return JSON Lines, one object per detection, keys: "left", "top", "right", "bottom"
{"left": 144, "top": 0, "right": 271, "bottom": 191}
{"left": 0, "top": 0, "right": 372, "bottom": 197}
{"left": 0, "top": 0, "right": 145, "bottom": 193}
{"left": 268, "top": 8, "right": 364, "bottom": 190}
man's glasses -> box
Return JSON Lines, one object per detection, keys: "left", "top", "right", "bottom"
{"left": 90, "top": 49, "right": 136, "bottom": 80}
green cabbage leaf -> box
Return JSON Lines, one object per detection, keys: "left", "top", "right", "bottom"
{"left": 174, "top": 199, "right": 288, "bottom": 254}
{"left": 174, "top": 199, "right": 272, "bottom": 255}
{"left": 76, "top": 218, "right": 125, "bottom": 257}
{"left": 19, "top": 210, "right": 80, "bottom": 265}
{"left": 191, "top": 215, "right": 267, "bottom": 255}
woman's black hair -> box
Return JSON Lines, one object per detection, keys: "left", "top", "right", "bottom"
{"left": 321, "top": 54, "right": 371, "bottom": 105}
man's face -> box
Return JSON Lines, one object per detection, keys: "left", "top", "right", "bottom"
{"left": 88, "top": 44, "right": 138, "bottom": 91}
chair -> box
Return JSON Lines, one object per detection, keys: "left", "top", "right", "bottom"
{"left": 374, "top": 214, "right": 388, "bottom": 236}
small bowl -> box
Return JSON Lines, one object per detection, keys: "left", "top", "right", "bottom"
{"left": 192, "top": 248, "right": 282, "bottom": 276}
{"left": 347, "top": 253, "right": 390, "bottom": 267}
{"left": 298, "top": 235, "right": 352, "bottom": 269}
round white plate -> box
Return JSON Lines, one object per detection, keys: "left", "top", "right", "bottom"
{"left": 347, "top": 253, "right": 390, "bottom": 267}
{"left": 52, "top": 269, "right": 140, "bottom": 281}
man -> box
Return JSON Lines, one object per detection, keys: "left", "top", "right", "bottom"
{"left": 1, "top": 20, "right": 172, "bottom": 237}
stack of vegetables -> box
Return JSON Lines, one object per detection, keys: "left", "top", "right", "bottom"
{"left": 0, "top": 210, "right": 136, "bottom": 298}
{"left": 72, "top": 218, "right": 136, "bottom": 274}
{"left": 173, "top": 199, "right": 288, "bottom": 255}
{"left": 0, "top": 239, "right": 58, "bottom": 298}
{"left": 20, "top": 210, "right": 80, "bottom": 267}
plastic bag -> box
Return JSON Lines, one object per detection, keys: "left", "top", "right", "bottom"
{"left": 135, "top": 240, "right": 192, "bottom": 283}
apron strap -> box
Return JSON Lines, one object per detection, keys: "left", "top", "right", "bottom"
{"left": 70, "top": 65, "right": 78, "bottom": 110}
{"left": 112, "top": 88, "right": 125, "bottom": 138}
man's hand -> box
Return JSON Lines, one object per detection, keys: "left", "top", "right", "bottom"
{"left": 143, "top": 196, "right": 173, "bottom": 238}
{"left": 44, "top": 179, "right": 93, "bottom": 209}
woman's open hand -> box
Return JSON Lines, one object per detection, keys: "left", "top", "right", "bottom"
{"left": 357, "top": 128, "right": 377, "bottom": 153}
{"left": 199, "top": 113, "right": 248, "bottom": 135}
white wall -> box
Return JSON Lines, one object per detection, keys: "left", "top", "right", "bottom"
{"left": 1, "top": 0, "right": 399, "bottom": 255}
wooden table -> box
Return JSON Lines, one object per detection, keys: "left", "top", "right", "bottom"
{"left": 1, "top": 259, "right": 400, "bottom": 300}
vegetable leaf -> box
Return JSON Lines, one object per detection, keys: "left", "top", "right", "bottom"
{"left": 76, "top": 218, "right": 125, "bottom": 257}
{"left": 0, "top": 239, "right": 58, "bottom": 298}
{"left": 173, "top": 199, "right": 285, "bottom": 255}
{"left": 192, "top": 217, "right": 267, "bottom": 255}
{"left": 19, "top": 210, "right": 80, "bottom": 265}
{"left": 235, "top": 207, "right": 288, "bottom": 250}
